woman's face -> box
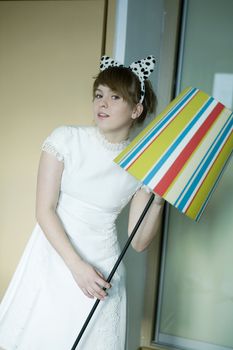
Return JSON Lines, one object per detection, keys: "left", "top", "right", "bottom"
{"left": 93, "top": 84, "right": 138, "bottom": 139}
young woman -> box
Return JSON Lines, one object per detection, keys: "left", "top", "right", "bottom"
{"left": 0, "top": 55, "right": 164, "bottom": 350}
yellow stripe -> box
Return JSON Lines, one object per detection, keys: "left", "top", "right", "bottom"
{"left": 127, "top": 90, "right": 209, "bottom": 180}
{"left": 114, "top": 87, "right": 193, "bottom": 163}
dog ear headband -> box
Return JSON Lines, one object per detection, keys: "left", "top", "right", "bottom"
{"left": 100, "top": 55, "right": 156, "bottom": 103}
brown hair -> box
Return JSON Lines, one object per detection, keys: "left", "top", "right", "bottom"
{"left": 93, "top": 66, "right": 157, "bottom": 124}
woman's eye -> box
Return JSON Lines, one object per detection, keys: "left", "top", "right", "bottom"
{"left": 95, "top": 94, "right": 102, "bottom": 99}
{"left": 112, "top": 94, "right": 120, "bottom": 100}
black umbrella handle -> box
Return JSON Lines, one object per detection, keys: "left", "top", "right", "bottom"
{"left": 71, "top": 192, "right": 155, "bottom": 350}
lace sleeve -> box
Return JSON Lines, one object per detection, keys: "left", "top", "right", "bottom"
{"left": 41, "top": 126, "right": 71, "bottom": 162}
{"left": 41, "top": 142, "right": 64, "bottom": 162}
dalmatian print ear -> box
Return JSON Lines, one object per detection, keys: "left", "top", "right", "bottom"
{"left": 100, "top": 56, "right": 123, "bottom": 71}
{"left": 129, "top": 55, "right": 156, "bottom": 82}
{"left": 99, "top": 55, "right": 156, "bottom": 103}
{"left": 129, "top": 55, "right": 156, "bottom": 103}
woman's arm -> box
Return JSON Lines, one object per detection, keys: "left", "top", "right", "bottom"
{"left": 128, "top": 188, "right": 164, "bottom": 252}
{"left": 36, "top": 151, "right": 111, "bottom": 299}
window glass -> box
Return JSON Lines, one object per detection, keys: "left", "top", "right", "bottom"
{"left": 154, "top": 1, "right": 233, "bottom": 349}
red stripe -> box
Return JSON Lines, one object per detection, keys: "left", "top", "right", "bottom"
{"left": 153, "top": 102, "right": 225, "bottom": 195}
{"left": 126, "top": 89, "right": 198, "bottom": 171}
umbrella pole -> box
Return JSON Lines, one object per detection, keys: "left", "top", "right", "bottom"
{"left": 71, "top": 192, "right": 155, "bottom": 350}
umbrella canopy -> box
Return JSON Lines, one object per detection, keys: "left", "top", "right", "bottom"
{"left": 114, "top": 87, "right": 233, "bottom": 221}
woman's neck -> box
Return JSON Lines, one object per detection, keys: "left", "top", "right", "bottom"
{"left": 97, "top": 128, "right": 130, "bottom": 144}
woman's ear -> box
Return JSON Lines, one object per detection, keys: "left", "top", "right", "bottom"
{"left": 132, "top": 103, "right": 143, "bottom": 120}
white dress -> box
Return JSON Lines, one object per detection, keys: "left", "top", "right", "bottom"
{"left": 0, "top": 125, "right": 142, "bottom": 350}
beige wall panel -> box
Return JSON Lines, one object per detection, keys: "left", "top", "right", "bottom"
{"left": 0, "top": 0, "right": 108, "bottom": 298}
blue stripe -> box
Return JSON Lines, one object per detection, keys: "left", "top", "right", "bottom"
{"left": 142, "top": 97, "right": 215, "bottom": 185}
{"left": 177, "top": 114, "right": 233, "bottom": 212}
{"left": 119, "top": 87, "right": 198, "bottom": 168}
{"left": 195, "top": 150, "right": 233, "bottom": 221}
{"left": 174, "top": 113, "right": 233, "bottom": 207}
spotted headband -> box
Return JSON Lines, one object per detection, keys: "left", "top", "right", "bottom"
{"left": 100, "top": 55, "right": 156, "bottom": 103}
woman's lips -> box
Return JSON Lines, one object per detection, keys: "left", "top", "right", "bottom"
{"left": 97, "top": 112, "right": 110, "bottom": 119}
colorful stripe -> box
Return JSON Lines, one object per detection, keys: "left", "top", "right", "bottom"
{"left": 174, "top": 113, "right": 232, "bottom": 208}
{"left": 195, "top": 150, "right": 232, "bottom": 221}
{"left": 177, "top": 116, "right": 232, "bottom": 213}
{"left": 114, "top": 87, "right": 233, "bottom": 221}
{"left": 118, "top": 87, "right": 199, "bottom": 169}
{"left": 142, "top": 97, "right": 217, "bottom": 187}
{"left": 153, "top": 102, "right": 225, "bottom": 196}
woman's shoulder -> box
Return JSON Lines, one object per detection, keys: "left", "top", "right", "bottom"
{"left": 48, "top": 124, "right": 96, "bottom": 139}
{"left": 70, "top": 125, "right": 96, "bottom": 136}
{"left": 41, "top": 125, "right": 96, "bottom": 161}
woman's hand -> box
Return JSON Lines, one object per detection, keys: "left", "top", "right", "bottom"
{"left": 70, "top": 260, "right": 111, "bottom": 300}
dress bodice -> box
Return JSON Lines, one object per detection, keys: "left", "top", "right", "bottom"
{"left": 42, "top": 125, "right": 141, "bottom": 216}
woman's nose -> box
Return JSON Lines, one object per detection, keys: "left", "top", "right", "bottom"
{"left": 100, "top": 96, "right": 108, "bottom": 107}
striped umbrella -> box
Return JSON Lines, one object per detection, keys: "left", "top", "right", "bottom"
{"left": 115, "top": 87, "right": 233, "bottom": 221}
